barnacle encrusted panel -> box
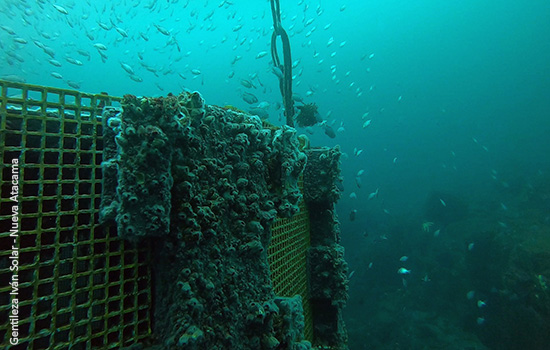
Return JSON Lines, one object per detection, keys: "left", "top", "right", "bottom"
{"left": 308, "top": 245, "right": 348, "bottom": 305}
{"left": 100, "top": 91, "right": 309, "bottom": 349}
{"left": 303, "top": 146, "right": 342, "bottom": 204}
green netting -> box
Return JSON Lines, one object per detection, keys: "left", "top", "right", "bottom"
{"left": 0, "top": 80, "right": 151, "bottom": 349}
{"left": 0, "top": 80, "right": 313, "bottom": 348}
{"left": 268, "top": 182, "right": 313, "bottom": 342}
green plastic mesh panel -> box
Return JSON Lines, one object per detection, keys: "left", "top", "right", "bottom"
{"left": 268, "top": 186, "right": 313, "bottom": 342}
{"left": 0, "top": 80, "right": 151, "bottom": 349}
{"left": 0, "top": 80, "right": 313, "bottom": 347}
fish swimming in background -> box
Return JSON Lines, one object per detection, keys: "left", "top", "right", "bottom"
{"left": 248, "top": 107, "right": 269, "bottom": 119}
{"left": 320, "top": 121, "right": 336, "bottom": 138}
{"left": 397, "top": 267, "right": 411, "bottom": 275}
{"left": 368, "top": 188, "right": 379, "bottom": 200}
{"left": 255, "top": 51, "right": 268, "bottom": 59}
{"left": 240, "top": 79, "right": 256, "bottom": 89}
{"left": 241, "top": 92, "right": 258, "bottom": 104}
{"left": 349, "top": 210, "right": 357, "bottom": 221}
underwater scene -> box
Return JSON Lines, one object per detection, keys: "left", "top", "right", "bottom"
{"left": 1, "top": 0, "right": 550, "bottom": 349}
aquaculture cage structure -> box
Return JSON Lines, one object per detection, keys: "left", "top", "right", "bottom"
{"left": 0, "top": 80, "right": 347, "bottom": 350}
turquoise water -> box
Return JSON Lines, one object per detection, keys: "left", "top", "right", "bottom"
{"left": 2, "top": 1, "right": 549, "bottom": 349}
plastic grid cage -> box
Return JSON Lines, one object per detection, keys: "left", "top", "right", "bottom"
{"left": 0, "top": 80, "right": 152, "bottom": 349}
{"left": 268, "top": 187, "right": 313, "bottom": 342}
{"left": 0, "top": 80, "right": 314, "bottom": 347}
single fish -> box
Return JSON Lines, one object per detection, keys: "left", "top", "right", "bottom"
{"left": 399, "top": 256, "right": 408, "bottom": 262}
{"left": 256, "top": 51, "right": 268, "bottom": 59}
{"left": 139, "top": 32, "right": 149, "bottom": 41}
{"left": 43, "top": 46, "right": 56, "bottom": 58}
{"left": 94, "top": 43, "right": 107, "bottom": 50}
{"left": 120, "top": 62, "right": 134, "bottom": 75}
{"left": 362, "top": 119, "right": 372, "bottom": 128}
{"left": 129, "top": 74, "right": 143, "bottom": 82}
{"left": 51, "top": 72, "right": 63, "bottom": 79}
{"left": 0, "top": 74, "right": 26, "bottom": 83}
{"left": 65, "top": 57, "right": 83, "bottom": 65}
{"left": 48, "top": 59, "right": 62, "bottom": 67}
{"left": 368, "top": 188, "right": 379, "bottom": 200}
{"left": 349, "top": 210, "right": 357, "bottom": 221}
{"left": 241, "top": 92, "right": 258, "bottom": 104}
{"left": 397, "top": 267, "right": 411, "bottom": 275}
{"left": 248, "top": 107, "right": 269, "bottom": 119}
{"left": 53, "top": 4, "right": 69, "bottom": 15}
{"left": 115, "top": 27, "right": 128, "bottom": 38}
{"left": 97, "top": 21, "right": 112, "bottom": 31}
{"left": 154, "top": 24, "right": 171, "bottom": 36}
{"left": 0, "top": 26, "right": 15, "bottom": 35}
{"left": 256, "top": 101, "right": 270, "bottom": 109}
{"left": 77, "top": 49, "right": 91, "bottom": 59}
{"left": 322, "top": 122, "right": 336, "bottom": 138}
{"left": 191, "top": 69, "right": 201, "bottom": 75}
{"left": 66, "top": 80, "right": 81, "bottom": 89}
{"left": 240, "top": 79, "right": 256, "bottom": 89}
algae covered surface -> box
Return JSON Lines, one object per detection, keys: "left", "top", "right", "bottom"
{"left": 100, "top": 91, "right": 315, "bottom": 349}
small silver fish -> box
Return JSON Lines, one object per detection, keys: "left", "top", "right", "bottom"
{"left": 397, "top": 267, "right": 411, "bottom": 275}
{"left": 65, "top": 57, "right": 83, "bottom": 66}
{"left": 48, "top": 59, "right": 62, "bottom": 67}
{"left": 240, "top": 79, "right": 256, "bottom": 89}
{"left": 93, "top": 43, "right": 107, "bottom": 50}
{"left": 115, "top": 27, "right": 128, "bottom": 38}
{"left": 255, "top": 51, "right": 268, "bottom": 59}
{"left": 53, "top": 4, "right": 69, "bottom": 15}
{"left": 66, "top": 80, "right": 81, "bottom": 89}
{"left": 1, "top": 26, "right": 15, "bottom": 35}
{"left": 368, "top": 188, "right": 379, "bottom": 200}
{"left": 129, "top": 75, "right": 143, "bottom": 82}
{"left": 154, "top": 24, "right": 170, "bottom": 36}
{"left": 241, "top": 92, "right": 258, "bottom": 104}
{"left": 120, "top": 62, "right": 134, "bottom": 75}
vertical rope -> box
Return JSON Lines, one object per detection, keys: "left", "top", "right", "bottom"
{"left": 270, "top": 0, "right": 294, "bottom": 127}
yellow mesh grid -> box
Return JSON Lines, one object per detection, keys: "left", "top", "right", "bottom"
{"left": 268, "top": 187, "right": 313, "bottom": 342}
{"left": 0, "top": 80, "right": 313, "bottom": 347}
{"left": 0, "top": 80, "right": 151, "bottom": 349}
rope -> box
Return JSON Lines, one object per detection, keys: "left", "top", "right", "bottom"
{"left": 270, "top": 0, "right": 294, "bottom": 127}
